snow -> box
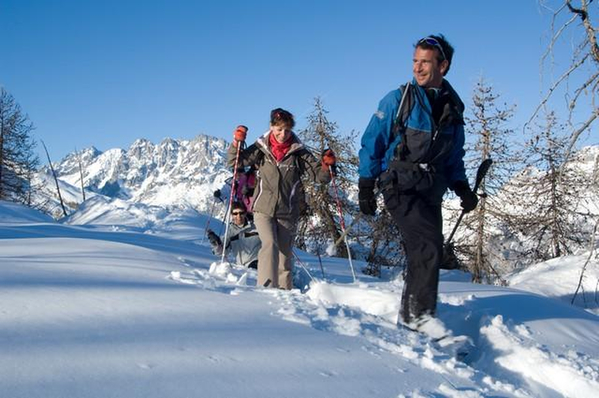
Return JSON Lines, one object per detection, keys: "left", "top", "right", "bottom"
{"left": 507, "top": 254, "right": 599, "bottom": 314}
{"left": 1, "top": 199, "right": 599, "bottom": 397}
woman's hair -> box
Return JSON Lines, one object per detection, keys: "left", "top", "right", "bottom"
{"left": 270, "top": 108, "right": 295, "bottom": 129}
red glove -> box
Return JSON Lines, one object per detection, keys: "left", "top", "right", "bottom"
{"left": 322, "top": 149, "right": 336, "bottom": 166}
{"left": 233, "top": 125, "right": 248, "bottom": 145}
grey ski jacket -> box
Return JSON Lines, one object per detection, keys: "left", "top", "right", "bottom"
{"left": 212, "top": 221, "right": 260, "bottom": 267}
{"left": 227, "top": 131, "right": 331, "bottom": 220}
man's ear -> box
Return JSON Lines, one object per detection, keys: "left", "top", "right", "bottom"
{"left": 440, "top": 59, "right": 449, "bottom": 76}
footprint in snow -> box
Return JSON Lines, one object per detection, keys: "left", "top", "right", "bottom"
{"left": 319, "top": 370, "right": 338, "bottom": 377}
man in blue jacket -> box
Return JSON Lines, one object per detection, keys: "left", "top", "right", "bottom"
{"left": 358, "top": 34, "right": 478, "bottom": 329}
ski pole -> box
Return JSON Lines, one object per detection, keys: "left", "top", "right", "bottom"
{"left": 306, "top": 219, "right": 326, "bottom": 279}
{"left": 332, "top": 186, "right": 382, "bottom": 247}
{"left": 221, "top": 132, "right": 246, "bottom": 264}
{"left": 218, "top": 195, "right": 232, "bottom": 237}
{"left": 316, "top": 250, "right": 325, "bottom": 279}
{"left": 292, "top": 250, "right": 316, "bottom": 282}
{"left": 200, "top": 195, "right": 219, "bottom": 244}
{"left": 216, "top": 180, "right": 233, "bottom": 236}
{"left": 333, "top": 212, "right": 363, "bottom": 247}
{"left": 328, "top": 166, "right": 357, "bottom": 283}
{"left": 445, "top": 158, "right": 493, "bottom": 245}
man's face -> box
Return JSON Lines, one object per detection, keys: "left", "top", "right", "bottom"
{"left": 412, "top": 47, "right": 448, "bottom": 89}
{"left": 231, "top": 209, "right": 246, "bottom": 226}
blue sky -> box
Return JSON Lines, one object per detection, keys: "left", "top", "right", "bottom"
{"left": 0, "top": 0, "right": 590, "bottom": 161}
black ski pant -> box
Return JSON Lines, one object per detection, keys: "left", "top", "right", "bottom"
{"left": 384, "top": 190, "right": 443, "bottom": 325}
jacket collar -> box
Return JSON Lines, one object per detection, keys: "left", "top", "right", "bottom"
{"left": 411, "top": 78, "right": 465, "bottom": 125}
{"left": 230, "top": 220, "right": 251, "bottom": 232}
{"left": 256, "top": 131, "right": 305, "bottom": 161}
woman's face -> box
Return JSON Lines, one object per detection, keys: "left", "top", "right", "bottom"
{"left": 270, "top": 123, "right": 292, "bottom": 143}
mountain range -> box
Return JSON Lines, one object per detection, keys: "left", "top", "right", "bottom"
{"left": 36, "top": 135, "right": 233, "bottom": 217}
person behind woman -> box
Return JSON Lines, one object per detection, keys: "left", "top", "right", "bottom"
{"left": 228, "top": 108, "right": 336, "bottom": 289}
{"left": 235, "top": 166, "right": 257, "bottom": 219}
{"left": 206, "top": 201, "right": 260, "bottom": 269}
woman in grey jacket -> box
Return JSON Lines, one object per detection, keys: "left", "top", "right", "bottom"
{"left": 229, "top": 108, "right": 336, "bottom": 289}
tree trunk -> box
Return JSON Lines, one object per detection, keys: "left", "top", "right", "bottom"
{"left": 42, "top": 141, "right": 68, "bottom": 217}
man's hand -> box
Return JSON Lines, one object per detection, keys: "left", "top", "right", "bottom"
{"left": 453, "top": 180, "right": 478, "bottom": 213}
{"left": 241, "top": 185, "right": 253, "bottom": 196}
{"left": 358, "top": 178, "right": 377, "bottom": 216}
{"left": 206, "top": 229, "right": 221, "bottom": 246}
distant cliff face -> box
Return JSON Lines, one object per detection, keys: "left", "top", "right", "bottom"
{"left": 38, "top": 134, "right": 233, "bottom": 214}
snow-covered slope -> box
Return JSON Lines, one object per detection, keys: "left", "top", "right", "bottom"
{"left": 0, "top": 200, "right": 55, "bottom": 224}
{"left": 1, "top": 200, "right": 598, "bottom": 397}
{"left": 507, "top": 253, "right": 599, "bottom": 315}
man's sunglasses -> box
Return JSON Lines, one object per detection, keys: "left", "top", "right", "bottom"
{"left": 418, "top": 37, "right": 446, "bottom": 61}
{"left": 232, "top": 211, "right": 246, "bottom": 216}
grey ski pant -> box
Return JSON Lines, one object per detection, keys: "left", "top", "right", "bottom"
{"left": 253, "top": 212, "right": 297, "bottom": 290}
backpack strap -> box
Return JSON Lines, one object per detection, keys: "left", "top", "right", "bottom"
{"left": 391, "top": 82, "right": 414, "bottom": 161}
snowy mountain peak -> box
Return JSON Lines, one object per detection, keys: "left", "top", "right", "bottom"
{"left": 573, "top": 145, "right": 599, "bottom": 174}
{"left": 52, "top": 146, "right": 102, "bottom": 176}
{"left": 38, "top": 134, "right": 233, "bottom": 214}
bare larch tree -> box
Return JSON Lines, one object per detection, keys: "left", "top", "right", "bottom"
{"left": 515, "top": 110, "right": 589, "bottom": 261}
{"left": 457, "top": 77, "right": 518, "bottom": 283}
{"left": 534, "top": 0, "right": 599, "bottom": 161}
{"left": 0, "top": 88, "right": 40, "bottom": 205}
{"left": 296, "top": 97, "right": 359, "bottom": 259}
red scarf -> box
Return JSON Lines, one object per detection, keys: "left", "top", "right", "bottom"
{"left": 269, "top": 132, "right": 293, "bottom": 162}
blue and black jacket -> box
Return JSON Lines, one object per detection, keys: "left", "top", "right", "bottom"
{"left": 358, "top": 78, "right": 467, "bottom": 193}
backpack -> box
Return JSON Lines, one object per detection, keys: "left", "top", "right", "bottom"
{"left": 391, "top": 82, "right": 414, "bottom": 161}
{"left": 380, "top": 82, "right": 435, "bottom": 193}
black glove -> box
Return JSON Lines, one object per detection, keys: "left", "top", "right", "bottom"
{"left": 453, "top": 180, "right": 478, "bottom": 213}
{"left": 213, "top": 190, "right": 222, "bottom": 200}
{"left": 358, "top": 178, "right": 377, "bottom": 216}
{"left": 206, "top": 229, "right": 221, "bottom": 246}
{"left": 241, "top": 185, "right": 254, "bottom": 197}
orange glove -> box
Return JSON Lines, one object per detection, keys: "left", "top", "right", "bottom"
{"left": 322, "top": 149, "right": 336, "bottom": 166}
{"left": 233, "top": 125, "right": 248, "bottom": 146}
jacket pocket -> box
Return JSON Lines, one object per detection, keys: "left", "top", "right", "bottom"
{"left": 378, "top": 169, "right": 400, "bottom": 211}
{"left": 388, "top": 160, "right": 435, "bottom": 192}
{"left": 252, "top": 178, "right": 264, "bottom": 212}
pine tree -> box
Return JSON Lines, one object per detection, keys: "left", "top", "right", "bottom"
{"left": 457, "top": 78, "right": 519, "bottom": 282}
{"left": 359, "top": 209, "right": 407, "bottom": 277}
{"left": 512, "top": 110, "right": 588, "bottom": 261}
{"left": 296, "top": 97, "right": 407, "bottom": 277}
{"left": 0, "top": 88, "right": 40, "bottom": 205}
{"left": 296, "top": 97, "right": 359, "bottom": 258}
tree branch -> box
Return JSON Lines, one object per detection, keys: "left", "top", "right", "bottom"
{"left": 572, "top": 217, "right": 599, "bottom": 304}
{"left": 527, "top": 53, "right": 589, "bottom": 129}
